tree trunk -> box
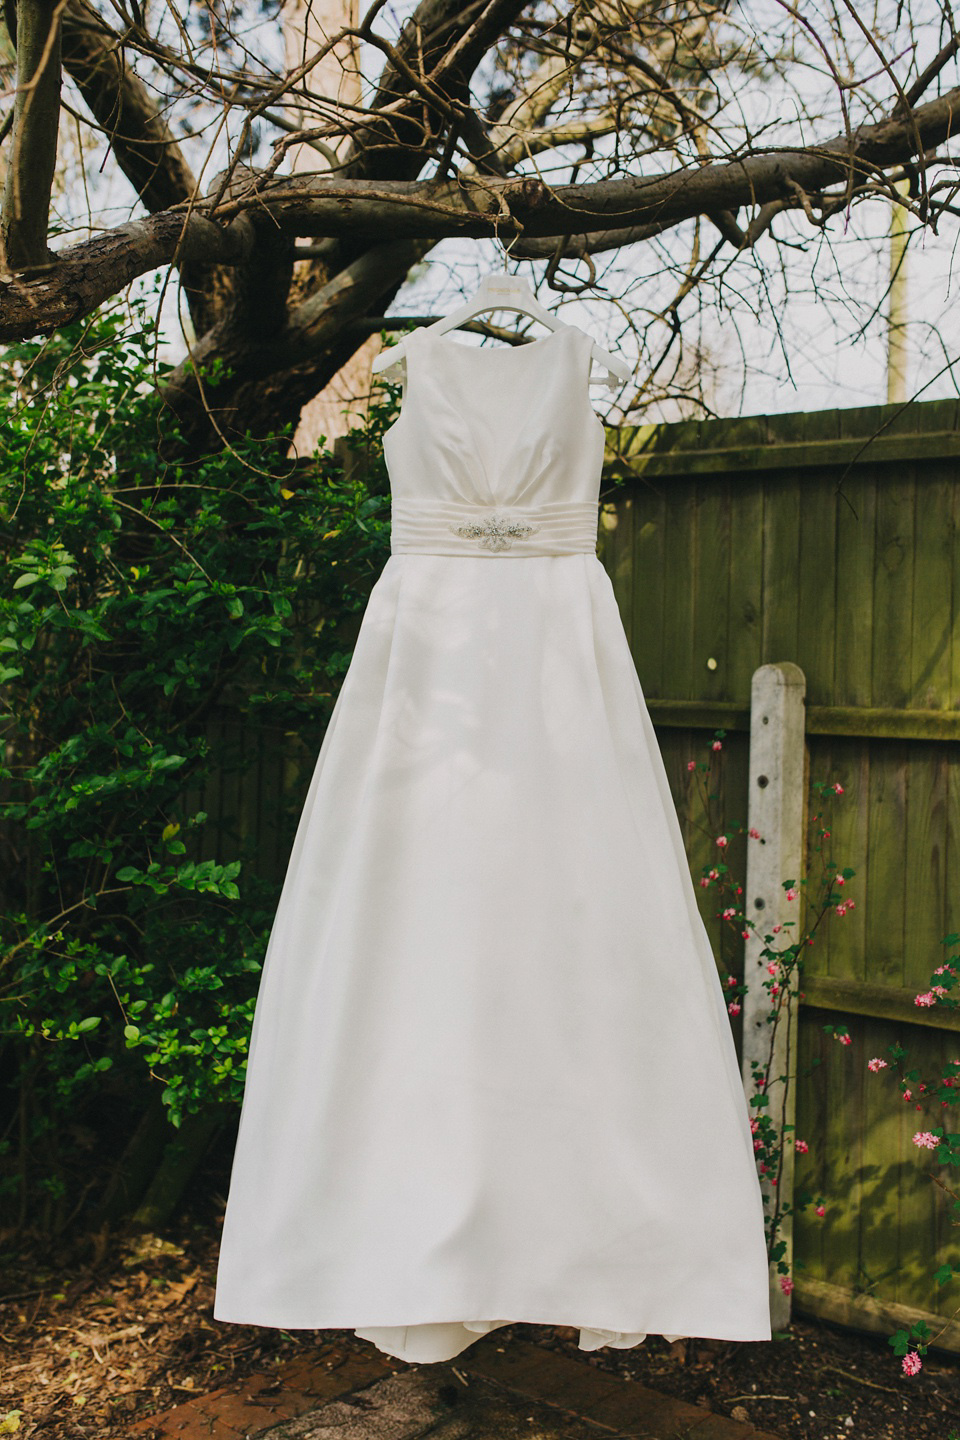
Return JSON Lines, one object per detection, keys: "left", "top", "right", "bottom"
{"left": 283, "top": 0, "right": 384, "bottom": 457}
{"left": 2, "top": 0, "right": 62, "bottom": 272}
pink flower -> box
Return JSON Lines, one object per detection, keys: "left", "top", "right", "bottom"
{"left": 836, "top": 903, "right": 848, "bottom": 916}
{"left": 749, "top": 1117, "right": 759, "bottom": 1132}
{"left": 699, "top": 877, "right": 710, "bottom": 888}
{"left": 735, "top": 886, "right": 743, "bottom": 895}
{"left": 867, "top": 1058, "right": 888, "bottom": 1072}
{"left": 749, "top": 827, "right": 761, "bottom": 839}
{"left": 712, "top": 740, "right": 723, "bottom": 751}
{"left": 742, "top": 929, "right": 752, "bottom": 940}
{"left": 836, "top": 1033, "right": 852, "bottom": 1045}
{"left": 785, "top": 887, "right": 798, "bottom": 901}
{"left": 915, "top": 992, "right": 936, "bottom": 1007}
{"left": 772, "top": 924, "right": 782, "bottom": 934}
{"left": 822, "top": 829, "right": 831, "bottom": 838}
{"left": 727, "top": 1001, "right": 741, "bottom": 1016}
{"left": 902, "top": 1351, "right": 922, "bottom": 1376}
{"left": 723, "top": 908, "right": 736, "bottom": 920}
{"left": 833, "top": 783, "right": 844, "bottom": 795}
{"left": 903, "top": 1090, "right": 912, "bottom": 1101}
{"left": 815, "top": 1203, "right": 825, "bottom": 1216}
{"left": 767, "top": 962, "right": 779, "bottom": 975}
{"left": 836, "top": 876, "right": 845, "bottom": 886}
{"left": 726, "top": 973, "right": 738, "bottom": 986}
{"left": 716, "top": 835, "right": 728, "bottom": 848}
{"left": 932, "top": 985, "right": 949, "bottom": 998}
{"left": 913, "top": 1131, "right": 940, "bottom": 1150}
{"left": 779, "top": 1276, "right": 794, "bottom": 1295}
{"left": 687, "top": 760, "right": 696, "bottom": 771}
{"left": 708, "top": 868, "right": 719, "bottom": 880}
{"left": 770, "top": 982, "right": 780, "bottom": 995}
{"left": 794, "top": 1139, "right": 809, "bottom": 1154}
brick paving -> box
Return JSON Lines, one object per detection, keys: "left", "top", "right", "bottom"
{"left": 128, "top": 1335, "right": 784, "bottom": 1440}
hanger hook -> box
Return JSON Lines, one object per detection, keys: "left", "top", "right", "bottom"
{"left": 493, "top": 232, "right": 524, "bottom": 272}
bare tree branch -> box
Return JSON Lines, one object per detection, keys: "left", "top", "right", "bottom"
{"left": 3, "top": 76, "right": 956, "bottom": 342}
{"left": 60, "top": 0, "right": 197, "bottom": 214}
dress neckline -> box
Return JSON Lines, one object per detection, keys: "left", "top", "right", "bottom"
{"left": 423, "top": 324, "right": 573, "bottom": 356}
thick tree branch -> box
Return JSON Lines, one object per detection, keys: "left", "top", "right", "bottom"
{"left": 162, "top": 236, "right": 428, "bottom": 440}
{"left": 2, "top": 0, "right": 63, "bottom": 272}
{"left": 0, "top": 210, "right": 254, "bottom": 337}
{"left": 1, "top": 81, "right": 958, "bottom": 340}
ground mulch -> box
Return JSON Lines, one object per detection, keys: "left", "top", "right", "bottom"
{"left": 2, "top": 1141, "right": 959, "bottom": 1439}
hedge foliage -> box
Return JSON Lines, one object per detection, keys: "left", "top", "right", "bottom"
{"left": 0, "top": 299, "right": 398, "bottom": 1228}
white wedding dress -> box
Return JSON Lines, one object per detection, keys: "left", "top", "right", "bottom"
{"left": 213, "top": 322, "right": 772, "bottom": 1363}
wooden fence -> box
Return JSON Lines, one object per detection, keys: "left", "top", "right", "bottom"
{"left": 183, "top": 400, "right": 960, "bottom": 1348}
{"left": 598, "top": 397, "right": 960, "bottom": 1351}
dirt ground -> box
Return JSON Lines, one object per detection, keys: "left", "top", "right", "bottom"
{"left": 3, "top": 1139, "right": 959, "bottom": 1440}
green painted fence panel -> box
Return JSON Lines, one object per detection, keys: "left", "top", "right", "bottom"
{"left": 601, "top": 397, "right": 960, "bottom": 1346}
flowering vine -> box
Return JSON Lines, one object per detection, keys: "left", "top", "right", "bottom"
{"left": 863, "top": 948, "right": 960, "bottom": 1375}
{"left": 685, "top": 732, "right": 853, "bottom": 1308}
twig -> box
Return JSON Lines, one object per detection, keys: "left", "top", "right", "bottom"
{"left": 726, "top": 1393, "right": 796, "bottom": 1403}
{"left": 819, "top": 1363, "right": 901, "bottom": 1394}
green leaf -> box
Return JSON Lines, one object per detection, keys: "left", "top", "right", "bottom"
{"left": 12, "top": 572, "right": 40, "bottom": 589}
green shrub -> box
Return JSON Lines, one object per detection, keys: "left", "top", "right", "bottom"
{"left": 0, "top": 300, "right": 397, "bottom": 1228}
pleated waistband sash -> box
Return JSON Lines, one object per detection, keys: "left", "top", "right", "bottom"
{"left": 390, "top": 497, "right": 599, "bottom": 556}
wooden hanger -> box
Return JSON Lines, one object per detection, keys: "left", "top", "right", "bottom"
{"left": 371, "top": 272, "right": 632, "bottom": 389}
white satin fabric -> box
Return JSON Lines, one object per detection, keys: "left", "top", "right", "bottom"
{"left": 213, "top": 324, "right": 772, "bottom": 1364}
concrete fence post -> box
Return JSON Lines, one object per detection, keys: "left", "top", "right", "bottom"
{"left": 741, "top": 661, "right": 808, "bottom": 1330}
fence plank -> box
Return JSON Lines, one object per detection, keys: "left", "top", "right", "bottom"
{"left": 895, "top": 1029, "right": 940, "bottom": 1315}
{"left": 760, "top": 470, "right": 801, "bottom": 668}
{"left": 793, "top": 1015, "right": 827, "bottom": 1286}
{"left": 629, "top": 484, "right": 666, "bottom": 697}
{"left": 871, "top": 464, "right": 915, "bottom": 709}
{"left": 726, "top": 478, "right": 764, "bottom": 703}
{"left": 864, "top": 746, "right": 908, "bottom": 990}
{"left": 857, "top": 1014, "right": 901, "bottom": 1307}
{"left": 910, "top": 467, "right": 954, "bottom": 709}
{"left": 797, "top": 472, "right": 838, "bottom": 706}
{"left": 903, "top": 743, "right": 949, "bottom": 992}
{"left": 609, "top": 492, "right": 635, "bottom": 649}
{"left": 661, "top": 483, "right": 697, "bottom": 700}
{"left": 834, "top": 466, "right": 877, "bottom": 710}
{"left": 693, "top": 474, "right": 731, "bottom": 704}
